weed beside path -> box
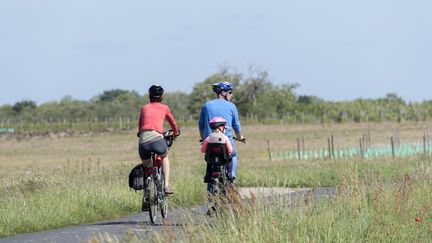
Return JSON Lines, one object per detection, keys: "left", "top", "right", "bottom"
{"left": 1, "top": 124, "right": 431, "bottom": 240}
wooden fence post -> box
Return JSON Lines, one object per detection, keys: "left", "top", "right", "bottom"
{"left": 267, "top": 139, "right": 272, "bottom": 161}
{"left": 427, "top": 128, "right": 430, "bottom": 156}
{"left": 395, "top": 128, "right": 400, "bottom": 148}
{"left": 367, "top": 127, "right": 371, "bottom": 149}
{"left": 423, "top": 128, "right": 429, "bottom": 157}
{"left": 391, "top": 136, "right": 395, "bottom": 158}
{"left": 327, "top": 137, "right": 332, "bottom": 159}
{"left": 297, "top": 138, "right": 301, "bottom": 160}
{"left": 301, "top": 136, "right": 305, "bottom": 158}
{"left": 331, "top": 134, "right": 335, "bottom": 158}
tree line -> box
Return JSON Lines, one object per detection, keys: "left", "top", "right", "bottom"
{"left": 1, "top": 68, "right": 432, "bottom": 131}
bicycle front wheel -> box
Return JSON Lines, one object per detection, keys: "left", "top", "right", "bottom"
{"left": 148, "top": 177, "right": 158, "bottom": 224}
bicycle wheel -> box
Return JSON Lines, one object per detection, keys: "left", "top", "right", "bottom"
{"left": 159, "top": 169, "right": 168, "bottom": 219}
{"left": 142, "top": 185, "right": 149, "bottom": 212}
{"left": 148, "top": 177, "right": 158, "bottom": 224}
{"left": 206, "top": 179, "right": 220, "bottom": 217}
{"left": 221, "top": 168, "right": 229, "bottom": 196}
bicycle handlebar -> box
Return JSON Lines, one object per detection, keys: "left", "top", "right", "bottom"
{"left": 199, "top": 137, "right": 245, "bottom": 144}
{"left": 233, "top": 137, "right": 246, "bottom": 143}
{"left": 163, "top": 130, "right": 177, "bottom": 148}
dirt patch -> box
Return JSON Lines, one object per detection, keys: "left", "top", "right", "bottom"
{"left": 238, "top": 187, "right": 312, "bottom": 199}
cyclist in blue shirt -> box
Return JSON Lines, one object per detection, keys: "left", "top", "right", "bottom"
{"left": 198, "top": 81, "right": 245, "bottom": 184}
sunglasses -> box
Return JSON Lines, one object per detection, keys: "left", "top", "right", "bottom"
{"left": 228, "top": 91, "right": 233, "bottom": 95}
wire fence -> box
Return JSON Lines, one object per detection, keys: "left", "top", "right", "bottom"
{"left": 0, "top": 116, "right": 201, "bottom": 134}
{"left": 267, "top": 127, "right": 431, "bottom": 161}
{"left": 270, "top": 142, "right": 432, "bottom": 160}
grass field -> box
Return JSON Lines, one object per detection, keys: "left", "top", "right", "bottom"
{"left": 0, "top": 122, "right": 431, "bottom": 241}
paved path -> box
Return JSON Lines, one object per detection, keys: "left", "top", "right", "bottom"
{"left": 0, "top": 187, "right": 335, "bottom": 243}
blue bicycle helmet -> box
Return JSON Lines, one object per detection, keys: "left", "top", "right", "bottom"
{"left": 212, "top": 81, "right": 233, "bottom": 94}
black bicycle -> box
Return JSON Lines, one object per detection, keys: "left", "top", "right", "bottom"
{"left": 205, "top": 137, "right": 245, "bottom": 216}
{"left": 142, "top": 130, "right": 176, "bottom": 224}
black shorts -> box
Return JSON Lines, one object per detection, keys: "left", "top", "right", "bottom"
{"left": 138, "top": 137, "right": 168, "bottom": 160}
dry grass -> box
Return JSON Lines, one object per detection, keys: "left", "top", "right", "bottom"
{"left": 1, "top": 122, "right": 431, "bottom": 238}
{"left": 2, "top": 122, "right": 431, "bottom": 186}
{"left": 243, "top": 121, "right": 432, "bottom": 152}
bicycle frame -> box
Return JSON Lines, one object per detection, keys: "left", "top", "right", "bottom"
{"left": 206, "top": 161, "right": 231, "bottom": 216}
{"left": 205, "top": 137, "right": 244, "bottom": 216}
{"left": 208, "top": 163, "right": 229, "bottom": 196}
{"left": 142, "top": 130, "right": 175, "bottom": 224}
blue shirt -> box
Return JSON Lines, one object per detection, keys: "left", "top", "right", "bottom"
{"left": 198, "top": 99, "right": 241, "bottom": 139}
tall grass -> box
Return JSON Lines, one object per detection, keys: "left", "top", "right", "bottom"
{"left": 141, "top": 159, "right": 431, "bottom": 243}
{"left": 1, "top": 124, "right": 431, "bottom": 239}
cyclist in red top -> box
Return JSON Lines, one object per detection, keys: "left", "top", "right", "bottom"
{"left": 138, "top": 84, "right": 180, "bottom": 194}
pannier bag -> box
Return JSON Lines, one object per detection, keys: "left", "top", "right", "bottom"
{"left": 129, "top": 163, "right": 145, "bottom": 190}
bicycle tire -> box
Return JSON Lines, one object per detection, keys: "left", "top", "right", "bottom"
{"left": 148, "top": 177, "right": 158, "bottom": 224}
{"left": 142, "top": 181, "right": 149, "bottom": 212}
{"left": 159, "top": 169, "right": 168, "bottom": 219}
{"left": 207, "top": 178, "right": 220, "bottom": 216}
{"left": 221, "top": 170, "right": 228, "bottom": 197}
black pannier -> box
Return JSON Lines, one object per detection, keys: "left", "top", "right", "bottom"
{"left": 128, "top": 163, "right": 145, "bottom": 190}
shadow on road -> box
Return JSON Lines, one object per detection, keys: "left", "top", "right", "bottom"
{"left": 92, "top": 221, "right": 188, "bottom": 227}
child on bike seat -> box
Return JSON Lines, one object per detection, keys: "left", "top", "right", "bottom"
{"left": 201, "top": 117, "right": 233, "bottom": 183}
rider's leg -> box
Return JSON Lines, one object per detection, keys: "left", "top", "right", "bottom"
{"left": 141, "top": 158, "right": 153, "bottom": 185}
{"left": 162, "top": 156, "right": 173, "bottom": 193}
{"left": 228, "top": 154, "right": 237, "bottom": 179}
{"left": 140, "top": 157, "right": 152, "bottom": 210}
{"left": 206, "top": 164, "right": 215, "bottom": 192}
{"left": 227, "top": 138, "right": 237, "bottom": 180}
{"left": 204, "top": 163, "right": 211, "bottom": 183}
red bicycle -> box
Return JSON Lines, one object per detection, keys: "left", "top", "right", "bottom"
{"left": 142, "top": 130, "right": 176, "bottom": 224}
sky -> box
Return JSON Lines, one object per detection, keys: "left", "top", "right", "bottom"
{"left": 1, "top": 0, "right": 431, "bottom": 105}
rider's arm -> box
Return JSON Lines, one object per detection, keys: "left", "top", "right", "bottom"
{"left": 234, "top": 131, "right": 245, "bottom": 141}
{"left": 165, "top": 106, "right": 180, "bottom": 136}
{"left": 225, "top": 135, "right": 233, "bottom": 154}
{"left": 200, "top": 138, "right": 209, "bottom": 153}
{"left": 231, "top": 105, "right": 244, "bottom": 140}
{"left": 198, "top": 105, "right": 206, "bottom": 140}
{"left": 138, "top": 108, "right": 144, "bottom": 133}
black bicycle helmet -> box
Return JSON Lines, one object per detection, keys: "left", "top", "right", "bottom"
{"left": 148, "top": 84, "right": 164, "bottom": 99}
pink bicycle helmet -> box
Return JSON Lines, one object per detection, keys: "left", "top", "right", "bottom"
{"left": 209, "top": 117, "right": 227, "bottom": 129}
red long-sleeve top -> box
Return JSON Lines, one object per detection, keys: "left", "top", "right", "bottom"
{"left": 138, "top": 102, "right": 180, "bottom": 135}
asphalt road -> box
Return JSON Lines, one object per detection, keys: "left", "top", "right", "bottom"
{"left": 0, "top": 187, "right": 336, "bottom": 243}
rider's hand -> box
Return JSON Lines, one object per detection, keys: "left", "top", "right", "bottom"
{"left": 239, "top": 136, "right": 246, "bottom": 143}
{"left": 174, "top": 129, "right": 181, "bottom": 137}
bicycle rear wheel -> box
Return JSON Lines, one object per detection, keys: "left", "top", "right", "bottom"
{"left": 206, "top": 179, "right": 220, "bottom": 217}
{"left": 160, "top": 169, "right": 168, "bottom": 219}
{"left": 148, "top": 177, "right": 158, "bottom": 224}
